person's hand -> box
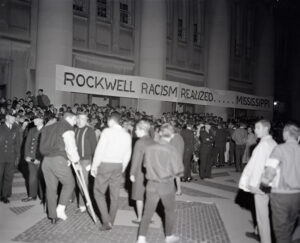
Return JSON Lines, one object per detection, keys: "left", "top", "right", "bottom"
{"left": 91, "top": 167, "right": 97, "bottom": 178}
{"left": 262, "top": 167, "right": 277, "bottom": 185}
{"left": 72, "top": 161, "right": 82, "bottom": 171}
{"left": 130, "top": 175, "right": 135, "bottom": 182}
{"left": 33, "top": 159, "right": 40, "bottom": 165}
{"left": 25, "top": 157, "right": 32, "bottom": 162}
{"left": 249, "top": 186, "right": 264, "bottom": 195}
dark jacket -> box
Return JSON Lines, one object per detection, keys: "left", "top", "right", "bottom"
{"left": 37, "top": 94, "right": 50, "bottom": 108}
{"left": 214, "top": 128, "right": 228, "bottom": 146}
{"left": 180, "top": 128, "right": 195, "bottom": 153}
{"left": 24, "top": 127, "right": 43, "bottom": 161}
{"left": 199, "top": 130, "right": 214, "bottom": 147}
{"left": 0, "top": 123, "right": 20, "bottom": 163}
{"left": 130, "top": 135, "right": 155, "bottom": 178}
{"left": 40, "top": 120, "right": 73, "bottom": 159}
{"left": 75, "top": 126, "right": 97, "bottom": 160}
{"left": 144, "top": 140, "right": 184, "bottom": 182}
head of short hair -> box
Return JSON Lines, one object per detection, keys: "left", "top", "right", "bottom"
{"left": 26, "top": 91, "right": 31, "bottom": 95}
{"left": 239, "top": 123, "right": 247, "bottom": 128}
{"left": 77, "top": 111, "right": 88, "bottom": 117}
{"left": 283, "top": 123, "right": 300, "bottom": 140}
{"left": 256, "top": 119, "right": 271, "bottom": 132}
{"left": 159, "top": 123, "right": 175, "bottom": 138}
{"left": 136, "top": 120, "right": 151, "bottom": 133}
{"left": 38, "top": 89, "right": 43, "bottom": 92}
{"left": 108, "top": 111, "right": 121, "bottom": 124}
{"left": 63, "top": 111, "right": 76, "bottom": 120}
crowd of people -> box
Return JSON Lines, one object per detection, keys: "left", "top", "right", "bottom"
{"left": 0, "top": 91, "right": 299, "bottom": 243}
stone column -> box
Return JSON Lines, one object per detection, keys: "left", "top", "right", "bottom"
{"left": 254, "top": 4, "right": 274, "bottom": 119}
{"left": 138, "top": 0, "right": 172, "bottom": 117}
{"left": 205, "top": 0, "right": 230, "bottom": 120}
{"left": 35, "top": 0, "right": 73, "bottom": 107}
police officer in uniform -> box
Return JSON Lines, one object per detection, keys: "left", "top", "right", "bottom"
{"left": 22, "top": 112, "right": 44, "bottom": 202}
{"left": 199, "top": 122, "right": 214, "bottom": 179}
{"left": 0, "top": 109, "right": 20, "bottom": 203}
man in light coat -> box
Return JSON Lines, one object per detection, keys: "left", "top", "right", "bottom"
{"left": 239, "top": 120, "right": 277, "bottom": 243}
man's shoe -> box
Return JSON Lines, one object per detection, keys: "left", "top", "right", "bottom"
{"left": 132, "top": 219, "right": 141, "bottom": 224}
{"left": 75, "top": 207, "right": 87, "bottom": 215}
{"left": 2, "top": 198, "right": 10, "bottom": 204}
{"left": 186, "top": 177, "right": 192, "bottom": 182}
{"left": 22, "top": 197, "right": 37, "bottom": 202}
{"left": 180, "top": 177, "right": 187, "bottom": 182}
{"left": 50, "top": 218, "right": 59, "bottom": 224}
{"left": 99, "top": 223, "right": 112, "bottom": 231}
{"left": 245, "top": 232, "right": 260, "bottom": 242}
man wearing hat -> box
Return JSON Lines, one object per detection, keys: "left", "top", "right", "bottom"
{"left": 0, "top": 109, "right": 20, "bottom": 203}
{"left": 22, "top": 112, "right": 45, "bottom": 202}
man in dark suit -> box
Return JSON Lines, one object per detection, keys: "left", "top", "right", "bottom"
{"left": 180, "top": 122, "right": 195, "bottom": 182}
{"left": 0, "top": 109, "right": 20, "bottom": 203}
{"left": 36, "top": 89, "right": 50, "bottom": 108}
{"left": 213, "top": 123, "right": 228, "bottom": 167}
{"left": 199, "top": 122, "right": 214, "bottom": 179}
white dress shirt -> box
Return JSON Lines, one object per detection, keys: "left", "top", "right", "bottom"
{"left": 92, "top": 124, "right": 132, "bottom": 172}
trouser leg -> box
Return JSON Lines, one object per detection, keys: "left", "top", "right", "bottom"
{"left": 235, "top": 145, "right": 245, "bottom": 172}
{"left": 270, "top": 193, "right": 300, "bottom": 243}
{"left": 183, "top": 150, "right": 192, "bottom": 178}
{"left": 94, "top": 163, "right": 122, "bottom": 225}
{"left": 218, "top": 145, "right": 225, "bottom": 165}
{"left": 199, "top": 154, "right": 206, "bottom": 179}
{"left": 160, "top": 191, "right": 176, "bottom": 236}
{"left": 78, "top": 160, "right": 90, "bottom": 207}
{"left": 199, "top": 147, "right": 209, "bottom": 179}
{"left": 38, "top": 165, "right": 46, "bottom": 202}
{"left": 28, "top": 163, "right": 39, "bottom": 198}
{"left": 138, "top": 186, "right": 160, "bottom": 236}
{"left": 224, "top": 142, "right": 229, "bottom": 163}
{"left": 108, "top": 165, "right": 122, "bottom": 224}
{"left": 204, "top": 149, "right": 212, "bottom": 178}
{"left": 0, "top": 163, "right": 6, "bottom": 198}
{"left": 56, "top": 160, "right": 75, "bottom": 206}
{"left": 42, "top": 158, "right": 59, "bottom": 219}
{"left": 254, "top": 193, "right": 271, "bottom": 243}
{"left": 2, "top": 162, "right": 15, "bottom": 198}
{"left": 94, "top": 174, "right": 109, "bottom": 224}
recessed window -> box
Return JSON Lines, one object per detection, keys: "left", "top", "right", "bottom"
{"left": 73, "top": 0, "right": 89, "bottom": 16}
{"left": 120, "top": 2, "right": 129, "bottom": 24}
{"left": 119, "top": 0, "right": 134, "bottom": 27}
{"left": 97, "top": 0, "right": 111, "bottom": 21}
{"left": 97, "top": 0, "right": 107, "bottom": 18}
{"left": 177, "top": 0, "right": 187, "bottom": 42}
